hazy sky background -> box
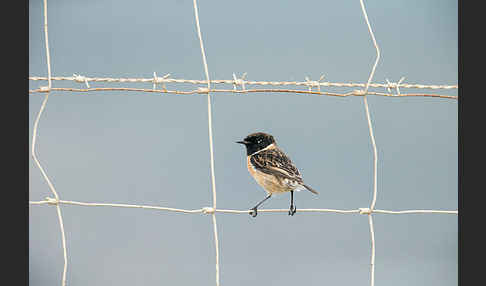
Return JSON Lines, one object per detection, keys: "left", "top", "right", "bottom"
{"left": 29, "top": 0, "right": 457, "bottom": 285}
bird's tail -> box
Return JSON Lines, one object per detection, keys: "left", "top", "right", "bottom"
{"left": 303, "top": 184, "right": 319, "bottom": 195}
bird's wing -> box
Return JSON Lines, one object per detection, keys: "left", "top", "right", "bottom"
{"left": 250, "top": 148, "right": 303, "bottom": 183}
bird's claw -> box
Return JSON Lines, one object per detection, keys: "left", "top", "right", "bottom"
{"left": 288, "top": 204, "right": 296, "bottom": 216}
{"left": 249, "top": 207, "right": 258, "bottom": 217}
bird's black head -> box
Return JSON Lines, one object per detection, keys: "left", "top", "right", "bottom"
{"left": 236, "top": 132, "right": 276, "bottom": 156}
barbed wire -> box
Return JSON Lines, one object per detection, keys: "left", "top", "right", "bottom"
{"left": 29, "top": 76, "right": 457, "bottom": 99}
{"left": 28, "top": 75, "right": 458, "bottom": 90}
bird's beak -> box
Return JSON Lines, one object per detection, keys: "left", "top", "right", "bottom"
{"left": 236, "top": 140, "right": 248, "bottom": 145}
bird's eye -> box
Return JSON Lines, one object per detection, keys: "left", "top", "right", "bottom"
{"left": 257, "top": 139, "right": 262, "bottom": 144}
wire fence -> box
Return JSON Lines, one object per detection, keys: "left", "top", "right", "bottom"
{"left": 28, "top": 0, "right": 458, "bottom": 286}
{"left": 28, "top": 75, "right": 458, "bottom": 99}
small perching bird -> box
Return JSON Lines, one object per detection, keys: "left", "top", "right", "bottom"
{"left": 236, "top": 132, "right": 318, "bottom": 217}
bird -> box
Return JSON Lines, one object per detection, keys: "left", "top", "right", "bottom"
{"left": 236, "top": 132, "right": 318, "bottom": 217}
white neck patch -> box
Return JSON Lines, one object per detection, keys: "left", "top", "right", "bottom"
{"left": 251, "top": 143, "right": 276, "bottom": 156}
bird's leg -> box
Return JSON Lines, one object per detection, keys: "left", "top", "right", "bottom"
{"left": 249, "top": 194, "right": 272, "bottom": 217}
{"left": 288, "top": 190, "right": 296, "bottom": 216}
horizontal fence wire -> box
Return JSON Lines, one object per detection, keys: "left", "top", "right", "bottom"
{"left": 29, "top": 198, "right": 459, "bottom": 215}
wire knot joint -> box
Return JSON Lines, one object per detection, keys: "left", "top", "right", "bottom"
{"left": 39, "top": 86, "right": 50, "bottom": 92}
{"left": 359, "top": 207, "right": 372, "bottom": 215}
{"left": 197, "top": 87, "right": 210, "bottom": 94}
{"left": 45, "top": 197, "right": 59, "bottom": 205}
{"left": 353, "top": 90, "right": 367, "bottom": 96}
{"left": 202, "top": 207, "right": 215, "bottom": 214}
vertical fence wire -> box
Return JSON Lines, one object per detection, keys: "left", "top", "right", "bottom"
{"left": 358, "top": 1, "right": 382, "bottom": 286}
{"left": 31, "top": 1, "right": 68, "bottom": 285}
{"left": 192, "top": 0, "right": 220, "bottom": 285}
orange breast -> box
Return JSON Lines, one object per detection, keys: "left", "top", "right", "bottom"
{"left": 246, "top": 156, "right": 290, "bottom": 194}
{"left": 247, "top": 156, "right": 257, "bottom": 176}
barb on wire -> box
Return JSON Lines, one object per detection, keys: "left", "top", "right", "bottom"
{"left": 153, "top": 72, "right": 171, "bottom": 91}
{"left": 386, "top": 77, "right": 406, "bottom": 96}
{"left": 304, "top": 74, "right": 326, "bottom": 92}
{"left": 73, "top": 73, "right": 90, "bottom": 88}
{"left": 232, "top": 72, "right": 247, "bottom": 91}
